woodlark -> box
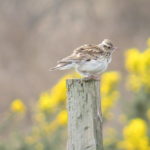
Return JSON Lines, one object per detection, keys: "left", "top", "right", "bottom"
{"left": 49, "top": 39, "right": 117, "bottom": 80}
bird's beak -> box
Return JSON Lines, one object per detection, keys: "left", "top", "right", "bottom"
{"left": 113, "top": 46, "right": 117, "bottom": 50}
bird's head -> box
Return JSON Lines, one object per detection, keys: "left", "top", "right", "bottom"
{"left": 100, "top": 39, "right": 117, "bottom": 52}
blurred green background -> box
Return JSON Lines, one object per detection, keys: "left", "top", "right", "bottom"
{"left": 0, "top": 0, "right": 150, "bottom": 150}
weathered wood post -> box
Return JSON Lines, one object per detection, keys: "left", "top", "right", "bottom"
{"left": 66, "top": 79, "right": 103, "bottom": 150}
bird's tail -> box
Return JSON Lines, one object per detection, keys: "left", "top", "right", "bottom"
{"left": 49, "top": 63, "right": 74, "bottom": 71}
{"left": 49, "top": 66, "right": 60, "bottom": 71}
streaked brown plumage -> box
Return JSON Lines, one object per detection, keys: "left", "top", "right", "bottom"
{"left": 50, "top": 39, "right": 117, "bottom": 79}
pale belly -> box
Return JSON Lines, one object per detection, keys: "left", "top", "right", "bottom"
{"left": 76, "top": 59, "right": 109, "bottom": 74}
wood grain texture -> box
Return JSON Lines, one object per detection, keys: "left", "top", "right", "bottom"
{"left": 66, "top": 79, "right": 103, "bottom": 150}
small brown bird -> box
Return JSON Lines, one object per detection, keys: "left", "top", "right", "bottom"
{"left": 49, "top": 39, "right": 117, "bottom": 80}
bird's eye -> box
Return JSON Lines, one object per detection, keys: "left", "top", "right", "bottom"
{"left": 104, "top": 45, "right": 111, "bottom": 49}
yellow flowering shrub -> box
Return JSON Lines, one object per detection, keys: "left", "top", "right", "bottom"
{"left": 38, "top": 73, "right": 80, "bottom": 113}
{"left": 101, "top": 72, "right": 121, "bottom": 116}
{"left": 125, "top": 43, "right": 150, "bottom": 91}
{"left": 126, "top": 74, "right": 142, "bottom": 92}
{"left": 125, "top": 48, "right": 141, "bottom": 73}
{"left": 10, "top": 99, "right": 26, "bottom": 113}
{"left": 118, "top": 118, "right": 150, "bottom": 150}
{"left": 125, "top": 40, "right": 150, "bottom": 121}
{"left": 56, "top": 110, "right": 68, "bottom": 125}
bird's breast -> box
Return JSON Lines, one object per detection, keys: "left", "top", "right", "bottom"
{"left": 76, "top": 58, "right": 109, "bottom": 73}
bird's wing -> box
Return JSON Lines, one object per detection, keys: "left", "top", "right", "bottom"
{"left": 58, "top": 44, "right": 104, "bottom": 63}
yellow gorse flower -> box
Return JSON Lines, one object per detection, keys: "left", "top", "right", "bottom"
{"left": 101, "top": 71, "right": 121, "bottom": 115}
{"left": 123, "top": 119, "right": 147, "bottom": 138}
{"left": 125, "top": 48, "right": 141, "bottom": 73}
{"left": 56, "top": 110, "right": 68, "bottom": 125}
{"left": 101, "top": 71, "right": 120, "bottom": 94}
{"left": 101, "top": 91, "right": 119, "bottom": 115}
{"left": 125, "top": 43, "right": 150, "bottom": 91}
{"left": 11, "top": 99, "right": 26, "bottom": 113}
{"left": 126, "top": 74, "right": 142, "bottom": 92}
{"left": 38, "top": 92, "right": 58, "bottom": 112}
{"left": 118, "top": 118, "right": 150, "bottom": 150}
{"left": 38, "top": 73, "right": 80, "bottom": 112}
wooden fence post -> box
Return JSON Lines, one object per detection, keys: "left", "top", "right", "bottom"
{"left": 66, "top": 79, "right": 103, "bottom": 150}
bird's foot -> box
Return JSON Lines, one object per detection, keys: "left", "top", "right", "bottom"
{"left": 83, "top": 75, "right": 100, "bottom": 81}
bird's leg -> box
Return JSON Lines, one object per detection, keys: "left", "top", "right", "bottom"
{"left": 91, "top": 75, "right": 100, "bottom": 81}
{"left": 83, "top": 75, "right": 100, "bottom": 81}
{"left": 83, "top": 76, "right": 92, "bottom": 81}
